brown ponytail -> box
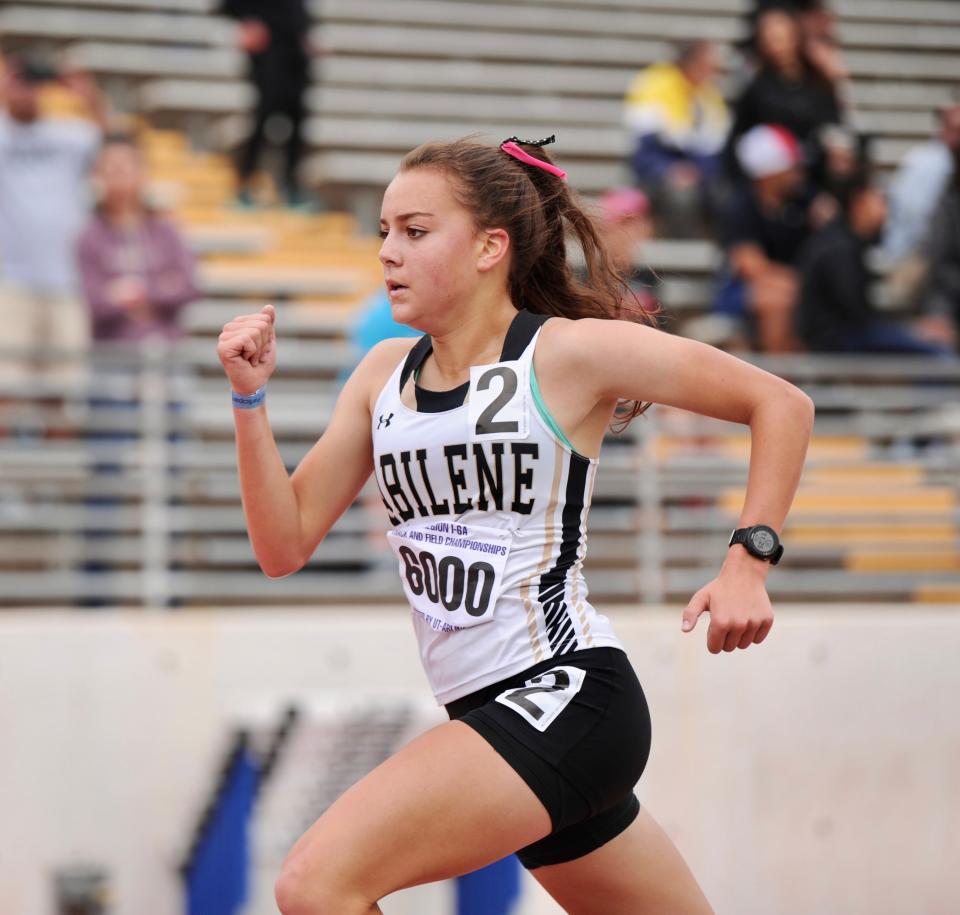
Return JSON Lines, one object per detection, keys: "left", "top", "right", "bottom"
{"left": 399, "top": 136, "right": 659, "bottom": 426}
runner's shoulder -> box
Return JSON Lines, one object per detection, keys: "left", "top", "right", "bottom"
{"left": 354, "top": 336, "right": 422, "bottom": 407}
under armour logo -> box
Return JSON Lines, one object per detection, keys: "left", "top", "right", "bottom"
{"left": 377, "top": 413, "right": 394, "bottom": 429}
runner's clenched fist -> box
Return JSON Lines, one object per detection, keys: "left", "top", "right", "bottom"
{"left": 217, "top": 304, "right": 277, "bottom": 394}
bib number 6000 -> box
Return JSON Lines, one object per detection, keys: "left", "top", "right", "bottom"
{"left": 397, "top": 546, "right": 496, "bottom": 619}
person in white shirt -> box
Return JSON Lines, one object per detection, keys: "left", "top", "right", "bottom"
{"left": 881, "top": 103, "right": 960, "bottom": 318}
{"left": 0, "top": 55, "right": 106, "bottom": 383}
{"left": 883, "top": 104, "right": 959, "bottom": 265}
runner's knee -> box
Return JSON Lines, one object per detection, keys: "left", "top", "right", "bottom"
{"left": 275, "top": 855, "right": 373, "bottom": 915}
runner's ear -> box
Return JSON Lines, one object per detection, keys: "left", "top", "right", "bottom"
{"left": 476, "top": 227, "right": 510, "bottom": 274}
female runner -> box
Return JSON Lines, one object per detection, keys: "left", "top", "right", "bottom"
{"left": 217, "top": 136, "right": 814, "bottom": 914}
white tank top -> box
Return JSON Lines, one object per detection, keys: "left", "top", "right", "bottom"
{"left": 371, "top": 310, "right": 623, "bottom": 704}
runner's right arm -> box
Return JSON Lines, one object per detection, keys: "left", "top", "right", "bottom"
{"left": 218, "top": 304, "right": 405, "bottom": 577}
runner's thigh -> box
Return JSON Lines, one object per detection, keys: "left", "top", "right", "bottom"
{"left": 532, "top": 806, "right": 715, "bottom": 915}
{"left": 280, "top": 719, "right": 552, "bottom": 899}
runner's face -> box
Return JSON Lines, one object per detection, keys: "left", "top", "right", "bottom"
{"left": 379, "top": 168, "right": 485, "bottom": 330}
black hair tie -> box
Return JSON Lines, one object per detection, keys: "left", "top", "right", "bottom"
{"left": 501, "top": 134, "right": 557, "bottom": 148}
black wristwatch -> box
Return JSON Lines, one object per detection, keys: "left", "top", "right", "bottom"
{"left": 728, "top": 525, "right": 784, "bottom": 565}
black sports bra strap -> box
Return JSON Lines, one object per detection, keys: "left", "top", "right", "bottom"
{"left": 398, "top": 334, "right": 433, "bottom": 392}
{"left": 398, "top": 309, "right": 548, "bottom": 395}
{"left": 500, "top": 309, "right": 550, "bottom": 362}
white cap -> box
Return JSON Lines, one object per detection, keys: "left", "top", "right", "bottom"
{"left": 736, "top": 124, "right": 802, "bottom": 178}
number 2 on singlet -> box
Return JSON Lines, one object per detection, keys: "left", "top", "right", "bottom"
{"left": 495, "top": 666, "right": 586, "bottom": 732}
{"left": 469, "top": 360, "right": 529, "bottom": 442}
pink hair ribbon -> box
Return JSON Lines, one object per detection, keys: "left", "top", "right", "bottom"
{"left": 500, "top": 141, "right": 567, "bottom": 181}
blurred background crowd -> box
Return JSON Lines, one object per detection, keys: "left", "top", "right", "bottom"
{"left": 622, "top": 1, "right": 959, "bottom": 357}
{"left": 0, "top": 0, "right": 958, "bottom": 376}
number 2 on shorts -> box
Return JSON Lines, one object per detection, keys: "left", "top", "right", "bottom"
{"left": 495, "top": 665, "right": 586, "bottom": 732}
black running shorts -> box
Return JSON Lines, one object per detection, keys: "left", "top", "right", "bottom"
{"left": 445, "top": 646, "right": 652, "bottom": 869}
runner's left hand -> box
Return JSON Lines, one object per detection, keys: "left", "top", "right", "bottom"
{"left": 680, "top": 560, "right": 774, "bottom": 653}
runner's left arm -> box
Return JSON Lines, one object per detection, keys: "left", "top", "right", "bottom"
{"left": 558, "top": 318, "right": 815, "bottom": 653}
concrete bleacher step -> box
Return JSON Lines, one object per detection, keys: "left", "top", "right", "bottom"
{"left": 66, "top": 41, "right": 242, "bottom": 80}
{"left": 842, "top": 48, "right": 960, "bottom": 81}
{"left": 304, "top": 151, "right": 630, "bottom": 198}
{"left": 657, "top": 435, "right": 854, "bottom": 462}
{"left": 666, "top": 566, "right": 960, "bottom": 599}
{"left": 845, "top": 551, "right": 960, "bottom": 572}
{"left": 848, "top": 81, "right": 960, "bottom": 112}
{"left": 914, "top": 584, "right": 960, "bottom": 603}
{"left": 839, "top": 21, "right": 960, "bottom": 52}
{"left": 324, "top": 56, "right": 637, "bottom": 97}
{"left": 23, "top": 0, "right": 215, "bottom": 10}
{"left": 185, "top": 225, "right": 273, "bottom": 257}
{"left": 318, "top": 21, "right": 960, "bottom": 80}
{"left": 197, "top": 264, "right": 366, "bottom": 299}
{"left": 503, "top": 0, "right": 748, "bottom": 11}
{"left": 833, "top": 0, "right": 960, "bottom": 26}
{"left": 0, "top": 4, "right": 231, "bottom": 45}
{"left": 141, "top": 79, "right": 253, "bottom": 115}
{"left": 0, "top": 568, "right": 405, "bottom": 604}
{"left": 664, "top": 503, "right": 960, "bottom": 532}
{"left": 174, "top": 207, "right": 360, "bottom": 234}
{"left": 147, "top": 81, "right": 625, "bottom": 127}
{"left": 0, "top": 531, "right": 377, "bottom": 567}
{"left": 790, "top": 523, "right": 956, "bottom": 545}
{"left": 852, "top": 108, "right": 946, "bottom": 140}
{"left": 322, "top": 0, "right": 743, "bottom": 43}
{"left": 305, "top": 117, "right": 628, "bottom": 158}
{"left": 183, "top": 299, "right": 356, "bottom": 335}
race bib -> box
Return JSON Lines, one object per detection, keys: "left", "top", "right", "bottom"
{"left": 386, "top": 519, "right": 513, "bottom": 631}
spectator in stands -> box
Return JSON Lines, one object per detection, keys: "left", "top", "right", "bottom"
{"left": 76, "top": 134, "right": 199, "bottom": 342}
{"left": 713, "top": 125, "right": 811, "bottom": 353}
{"left": 793, "top": 123, "right": 875, "bottom": 238}
{"left": 797, "top": 173, "right": 954, "bottom": 356}
{"left": 73, "top": 136, "right": 198, "bottom": 607}
{"left": 725, "top": 6, "right": 844, "bottom": 184}
{"left": 748, "top": 1, "right": 847, "bottom": 89}
{"left": 593, "top": 187, "right": 661, "bottom": 320}
{"left": 221, "top": 0, "right": 313, "bottom": 208}
{"left": 922, "top": 131, "right": 960, "bottom": 352}
{"left": 623, "top": 40, "right": 729, "bottom": 237}
{"left": 811, "top": 124, "right": 861, "bottom": 208}
{"left": 0, "top": 55, "right": 106, "bottom": 381}
{"left": 883, "top": 103, "right": 960, "bottom": 309}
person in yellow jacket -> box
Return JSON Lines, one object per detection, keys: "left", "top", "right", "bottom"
{"left": 623, "top": 40, "right": 730, "bottom": 236}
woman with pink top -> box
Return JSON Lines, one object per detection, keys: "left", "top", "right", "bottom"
{"left": 76, "top": 134, "right": 198, "bottom": 343}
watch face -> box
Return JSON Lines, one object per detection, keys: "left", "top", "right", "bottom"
{"left": 750, "top": 527, "right": 777, "bottom": 555}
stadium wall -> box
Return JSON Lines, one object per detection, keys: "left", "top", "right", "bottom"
{"left": 1, "top": 605, "right": 958, "bottom": 915}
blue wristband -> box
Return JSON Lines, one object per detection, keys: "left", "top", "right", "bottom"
{"left": 232, "top": 386, "right": 266, "bottom": 410}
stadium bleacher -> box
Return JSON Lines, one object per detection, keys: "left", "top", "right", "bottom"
{"left": 4, "top": 0, "right": 960, "bottom": 191}
{"left": 0, "top": 0, "right": 957, "bottom": 609}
